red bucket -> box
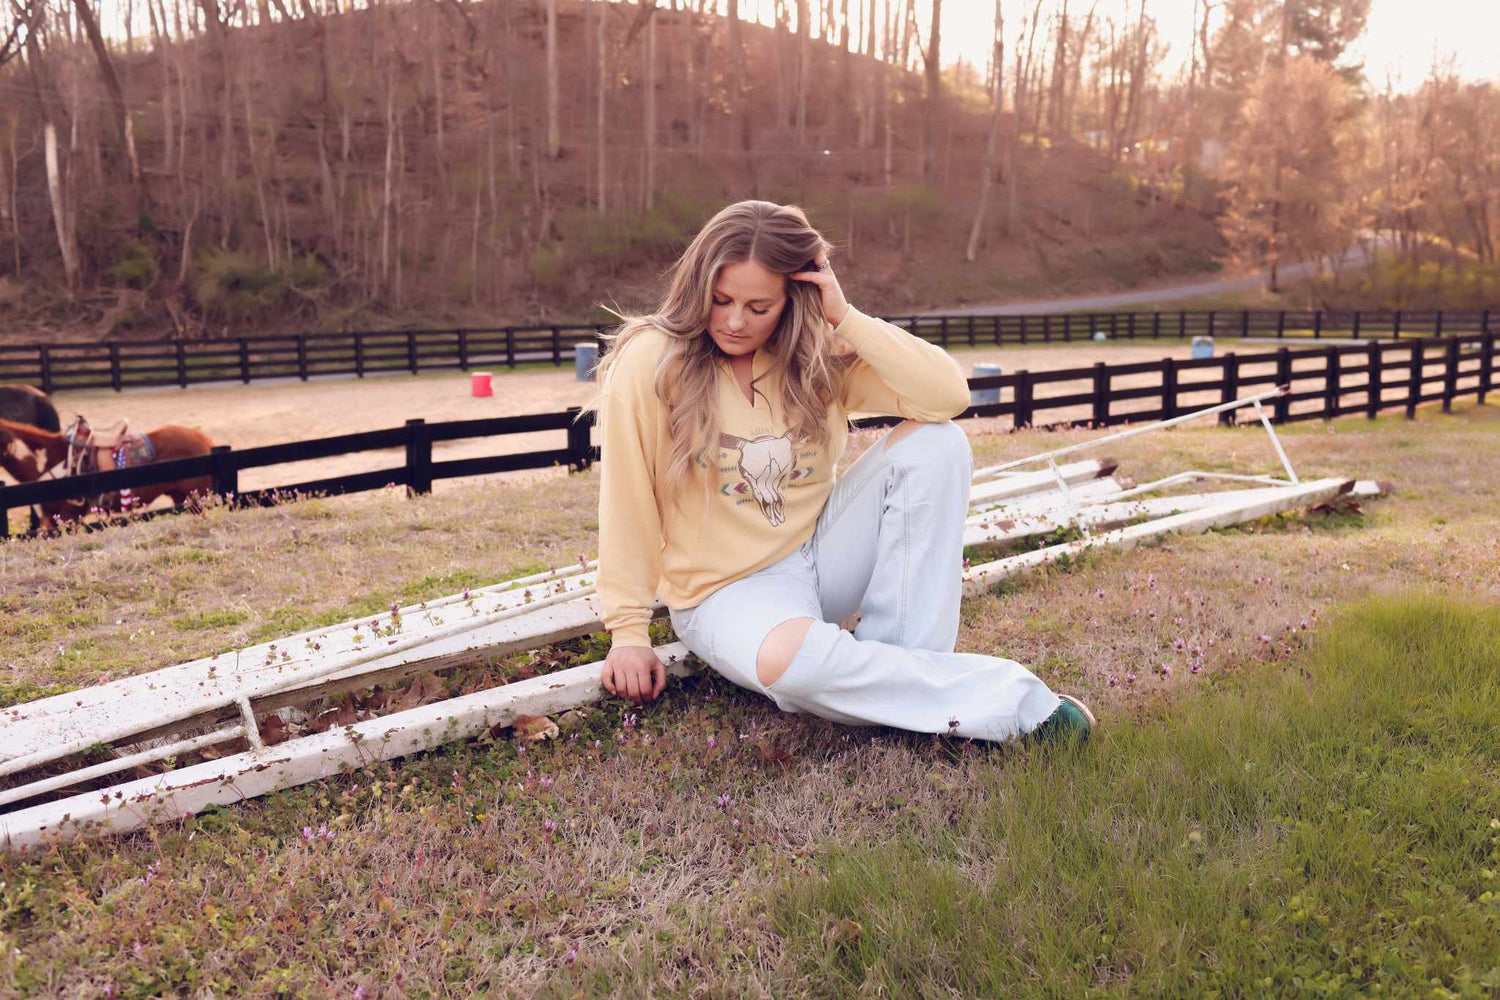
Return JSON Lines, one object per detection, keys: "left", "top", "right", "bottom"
{"left": 471, "top": 371, "right": 493, "bottom": 397}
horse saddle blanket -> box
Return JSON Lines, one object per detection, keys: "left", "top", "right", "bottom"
{"left": 75, "top": 432, "right": 156, "bottom": 475}
{"left": 108, "top": 434, "right": 157, "bottom": 471}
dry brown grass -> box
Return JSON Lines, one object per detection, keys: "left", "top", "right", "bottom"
{"left": 1, "top": 400, "right": 1496, "bottom": 997}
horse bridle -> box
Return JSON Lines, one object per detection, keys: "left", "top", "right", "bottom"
{"left": 62, "top": 416, "right": 95, "bottom": 479}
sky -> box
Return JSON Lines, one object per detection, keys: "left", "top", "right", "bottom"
{"left": 98, "top": 0, "right": 1500, "bottom": 92}
{"left": 919, "top": 0, "right": 1500, "bottom": 90}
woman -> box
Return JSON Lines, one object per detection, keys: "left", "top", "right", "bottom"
{"left": 589, "top": 200, "right": 1094, "bottom": 745}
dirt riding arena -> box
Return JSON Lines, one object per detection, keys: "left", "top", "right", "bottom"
{"left": 6, "top": 339, "right": 1385, "bottom": 509}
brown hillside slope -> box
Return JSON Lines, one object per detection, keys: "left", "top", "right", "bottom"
{"left": 0, "top": 0, "right": 1224, "bottom": 343}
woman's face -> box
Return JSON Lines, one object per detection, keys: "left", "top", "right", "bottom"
{"left": 707, "top": 260, "right": 788, "bottom": 360}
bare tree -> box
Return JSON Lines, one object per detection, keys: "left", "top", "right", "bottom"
{"left": 597, "top": 0, "right": 609, "bottom": 213}
{"left": 643, "top": 0, "right": 658, "bottom": 210}
{"left": 545, "top": 0, "right": 559, "bottom": 160}
{"left": 966, "top": 0, "right": 1003, "bottom": 261}
{"left": 72, "top": 0, "right": 140, "bottom": 183}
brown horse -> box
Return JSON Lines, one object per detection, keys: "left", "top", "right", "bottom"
{"left": 0, "top": 416, "right": 215, "bottom": 530}
{"left": 0, "top": 384, "right": 60, "bottom": 433}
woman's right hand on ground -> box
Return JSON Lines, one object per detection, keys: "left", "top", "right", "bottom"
{"left": 601, "top": 645, "right": 667, "bottom": 703}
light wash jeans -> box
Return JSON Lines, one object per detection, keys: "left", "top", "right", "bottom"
{"left": 669, "top": 421, "right": 1061, "bottom": 743}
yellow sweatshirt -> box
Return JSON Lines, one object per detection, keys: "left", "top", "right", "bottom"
{"left": 596, "top": 304, "right": 972, "bottom": 647}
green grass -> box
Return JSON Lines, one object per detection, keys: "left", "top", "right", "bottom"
{"left": 773, "top": 591, "right": 1500, "bottom": 998}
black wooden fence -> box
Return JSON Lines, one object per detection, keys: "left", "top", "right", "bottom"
{"left": 1, "top": 308, "right": 1494, "bottom": 394}
{"left": 2, "top": 332, "right": 1495, "bottom": 538}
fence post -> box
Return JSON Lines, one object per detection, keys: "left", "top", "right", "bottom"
{"left": 1063, "top": 314, "right": 1072, "bottom": 341}
{"left": 1014, "top": 371, "right": 1033, "bottom": 429}
{"left": 1351, "top": 310, "right": 1361, "bottom": 340}
{"left": 406, "top": 331, "right": 418, "bottom": 374}
{"left": 296, "top": 335, "right": 309, "bottom": 381}
{"left": 458, "top": 329, "right": 469, "bottom": 370}
{"left": 354, "top": 333, "right": 365, "bottom": 378}
{"left": 565, "top": 406, "right": 593, "bottom": 472}
{"left": 1442, "top": 337, "right": 1459, "bottom": 413}
{"left": 1161, "top": 357, "right": 1177, "bottom": 421}
{"left": 967, "top": 315, "right": 976, "bottom": 347}
{"left": 1040, "top": 315, "right": 1048, "bottom": 344}
{"left": 506, "top": 328, "right": 516, "bottom": 368}
{"left": 1149, "top": 312, "right": 1158, "bottom": 340}
{"left": 405, "top": 419, "right": 432, "bottom": 495}
{"left": 1277, "top": 311, "right": 1286, "bottom": 339}
{"left": 1367, "top": 341, "right": 1383, "bottom": 420}
{"left": 1092, "top": 362, "right": 1109, "bottom": 427}
{"left": 1274, "top": 348, "right": 1292, "bottom": 424}
{"left": 1004, "top": 315, "right": 1013, "bottom": 345}
{"left": 1019, "top": 315, "right": 1028, "bottom": 345}
{"left": 1218, "top": 354, "right": 1239, "bottom": 426}
{"left": 1127, "top": 313, "right": 1135, "bottom": 340}
{"left": 1313, "top": 312, "right": 1323, "bottom": 340}
{"left": 239, "top": 338, "right": 251, "bottom": 383}
{"left": 1392, "top": 309, "right": 1402, "bottom": 339}
{"left": 1406, "top": 340, "right": 1423, "bottom": 419}
{"left": 1324, "top": 346, "right": 1340, "bottom": 421}
{"left": 1480, "top": 330, "right": 1494, "bottom": 406}
{"left": 175, "top": 339, "right": 188, "bottom": 387}
{"left": 1206, "top": 311, "right": 1215, "bottom": 338}
{"left": 0, "top": 481, "right": 8, "bottom": 540}
{"left": 39, "top": 346, "right": 52, "bottom": 394}
{"left": 552, "top": 326, "right": 562, "bottom": 366}
{"left": 1241, "top": 309, "right": 1250, "bottom": 338}
{"left": 109, "top": 343, "right": 122, "bottom": 392}
{"left": 1110, "top": 313, "right": 1118, "bottom": 340}
{"left": 210, "top": 445, "right": 238, "bottom": 501}
{"left": 1434, "top": 310, "right": 1443, "bottom": 337}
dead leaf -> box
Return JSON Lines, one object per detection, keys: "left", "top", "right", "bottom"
{"left": 756, "top": 741, "right": 795, "bottom": 765}
{"left": 259, "top": 713, "right": 289, "bottom": 746}
{"left": 513, "top": 715, "right": 560, "bottom": 742}
{"left": 392, "top": 672, "right": 445, "bottom": 713}
{"left": 310, "top": 703, "right": 358, "bottom": 734}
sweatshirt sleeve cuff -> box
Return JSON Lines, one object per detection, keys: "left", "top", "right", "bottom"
{"left": 610, "top": 624, "right": 654, "bottom": 648}
{"left": 831, "top": 302, "right": 872, "bottom": 343}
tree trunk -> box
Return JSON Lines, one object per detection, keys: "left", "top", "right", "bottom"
{"left": 243, "top": 73, "right": 277, "bottom": 267}
{"left": 796, "top": 0, "right": 808, "bottom": 146}
{"left": 597, "top": 0, "right": 608, "bottom": 213}
{"left": 1048, "top": 0, "right": 1068, "bottom": 136}
{"left": 73, "top": 0, "right": 141, "bottom": 184}
{"left": 728, "top": 0, "right": 749, "bottom": 158}
{"left": 545, "top": 0, "right": 560, "bottom": 159}
{"left": 504, "top": 0, "right": 519, "bottom": 176}
{"left": 643, "top": 0, "right": 657, "bottom": 211}
{"left": 381, "top": 71, "right": 396, "bottom": 283}
{"left": 967, "top": 0, "right": 1003, "bottom": 262}
{"left": 45, "top": 123, "right": 80, "bottom": 291}
{"left": 922, "top": 0, "right": 942, "bottom": 182}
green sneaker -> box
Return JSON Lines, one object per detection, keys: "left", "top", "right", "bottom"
{"left": 1026, "top": 694, "right": 1096, "bottom": 746}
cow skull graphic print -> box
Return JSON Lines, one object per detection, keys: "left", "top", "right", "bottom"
{"left": 717, "top": 430, "right": 815, "bottom": 526}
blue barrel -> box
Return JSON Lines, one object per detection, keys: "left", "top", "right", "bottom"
{"left": 971, "top": 362, "right": 1002, "bottom": 405}
{"left": 1191, "top": 335, "right": 1215, "bottom": 359}
{"left": 575, "top": 342, "right": 600, "bottom": 381}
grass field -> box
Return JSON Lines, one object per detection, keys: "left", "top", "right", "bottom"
{"left": 1, "top": 401, "right": 1497, "bottom": 997}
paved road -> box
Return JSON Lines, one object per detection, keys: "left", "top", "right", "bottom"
{"left": 919, "top": 246, "right": 1369, "bottom": 318}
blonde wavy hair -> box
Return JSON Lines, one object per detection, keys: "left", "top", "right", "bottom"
{"left": 585, "top": 200, "right": 853, "bottom": 506}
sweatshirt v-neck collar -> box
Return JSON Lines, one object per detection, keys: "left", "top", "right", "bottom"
{"left": 720, "top": 345, "right": 776, "bottom": 409}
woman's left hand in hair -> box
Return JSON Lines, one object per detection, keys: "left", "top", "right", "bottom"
{"left": 790, "top": 253, "right": 852, "bottom": 328}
